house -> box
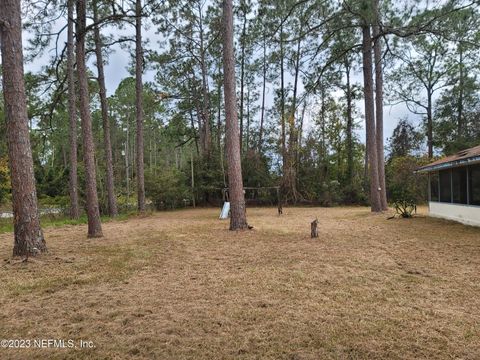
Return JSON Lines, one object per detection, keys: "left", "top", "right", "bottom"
{"left": 416, "top": 145, "right": 480, "bottom": 227}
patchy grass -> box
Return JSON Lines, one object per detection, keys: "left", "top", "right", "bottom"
{"left": 0, "top": 206, "right": 479, "bottom": 359}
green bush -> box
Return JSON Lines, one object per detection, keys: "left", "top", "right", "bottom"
{"left": 145, "top": 167, "right": 190, "bottom": 210}
{"left": 386, "top": 156, "right": 430, "bottom": 205}
{"left": 393, "top": 198, "right": 416, "bottom": 218}
{"left": 38, "top": 195, "right": 69, "bottom": 208}
{"left": 0, "top": 157, "right": 11, "bottom": 205}
{"left": 342, "top": 182, "right": 368, "bottom": 205}
{"left": 318, "top": 180, "right": 342, "bottom": 206}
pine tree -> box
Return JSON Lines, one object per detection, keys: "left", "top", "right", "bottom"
{"left": 76, "top": 0, "right": 103, "bottom": 237}
{"left": 67, "top": 0, "right": 80, "bottom": 219}
{"left": 0, "top": 0, "right": 47, "bottom": 256}
{"left": 373, "top": 0, "right": 387, "bottom": 210}
{"left": 222, "top": 0, "right": 248, "bottom": 230}
{"left": 135, "top": 0, "right": 146, "bottom": 212}
{"left": 93, "top": 0, "right": 118, "bottom": 217}
{"left": 362, "top": 22, "right": 382, "bottom": 212}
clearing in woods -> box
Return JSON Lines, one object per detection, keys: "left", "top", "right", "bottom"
{"left": 0, "top": 207, "right": 479, "bottom": 359}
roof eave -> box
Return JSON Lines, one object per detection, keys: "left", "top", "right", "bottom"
{"left": 415, "top": 156, "right": 480, "bottom": 173}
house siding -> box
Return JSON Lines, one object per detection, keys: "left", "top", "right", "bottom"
{"left": 429, "top": 202, "right": 480, "bottom": 227}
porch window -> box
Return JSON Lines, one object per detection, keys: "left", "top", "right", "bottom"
{"left": 469, "top": 164, "right": 480, "bottom": 205}
{"left": 439, "top": 170, "right": 451, "bottom": 203}
{"left": 452, "top": 167, "right": 468, "bottom": 204}
{"left": 430, "top": 172, "right": 439, "bottom": 201}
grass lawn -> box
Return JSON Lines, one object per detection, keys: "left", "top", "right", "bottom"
{"left": 0, "top": 207, "right": 479, "bottom": 359}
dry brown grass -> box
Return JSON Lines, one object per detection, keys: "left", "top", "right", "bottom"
{"left": 0, "top": 206, "right": 479, "bottom": 359}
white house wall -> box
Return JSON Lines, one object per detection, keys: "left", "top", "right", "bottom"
{"left": 429, "top": 202, "right": 480, "bottom": 227}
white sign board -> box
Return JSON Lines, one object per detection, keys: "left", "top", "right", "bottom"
{"left": 219, "top": 202, "right": 230, "bottom": 219}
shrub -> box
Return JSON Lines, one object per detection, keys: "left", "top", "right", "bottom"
{"left": 386, "top": 155, "right": 430, "bottom": 205}
{"left": 0, "top": 157, "right": 11, "bottom": 205}
{"left": 393, "top": 198, "right": 416, "bottom": 218}
{"left": 145, "top": 167, "right": 190, "bottom": 210}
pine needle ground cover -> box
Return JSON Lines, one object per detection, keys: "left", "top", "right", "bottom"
{"left": 0, "top": 207, "right": 479, "bottom": 359}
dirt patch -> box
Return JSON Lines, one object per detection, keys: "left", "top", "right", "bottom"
{"left": 0, "top": 207, "right": 479, "bottom": 359}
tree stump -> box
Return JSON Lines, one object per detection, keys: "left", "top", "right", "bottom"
{"left": 311, "top": 219, "right": 318, "bottom": 238}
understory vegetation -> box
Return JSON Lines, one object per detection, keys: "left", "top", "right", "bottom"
{"left": 1, "top": 1, "right": 479, "bottom": 214}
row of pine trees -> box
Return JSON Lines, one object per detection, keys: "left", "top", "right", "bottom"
{"left": 1, "top": 0, "right": 479, "bottom": 256}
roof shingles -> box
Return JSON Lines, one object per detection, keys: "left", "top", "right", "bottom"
{"left": 416, "top": 145, "right": 480, "bottom": 172}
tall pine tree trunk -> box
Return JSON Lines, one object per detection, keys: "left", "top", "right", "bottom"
{"left": 197, "top": 5, "right": 211, "bottom": 158}
{"left": 216, "top": 64, "right": 227, "bottom": 187}
{"left": 246, "top": 87, "right": 251, "bottom": 150}
{"left": 200, "top": 56, "right": 211, "bottom": 157}
{"left": 279, "top": 24, "right": 287, "bottom": 200}
{"left": 319, "top": 81, "right": 328, "bottom": 181}
{"left": 222, "top": 0, "right": 248, "bottom": 230}
{"left": 345, "top": 58, "right": 354, "bottom": 187}
{"left": 284, "top": 36, "right": 302, "bottom": 203}
{"left": 125, "top": 120, "right": 130, "bottom": 207}
{"left": 239, "top": 15, "right": 247, "bottom": 153}
{"left": 296, "top": 101, "right": 306, "bottom": 188}
{"left": 76, "top": 0, "right": 103, "bottom": 237}
{"left": 135, "top": 0, "right": 146, "bottom": 212}
{"left": 457, "top": 45, "right": 464, "bottom": 140}
{"left": 189, "top": 107, "right": 200, "bottom": 156}
{"left": 362, "top": 25, "right": 382, "bottom": 212}
{"left": 373, "top": 1, "right": 388, "bottom": 210}
{"left": 1, "top": 0, "right": 47, "bottom": 256}
{"left": 67, "top": 0, "right": 80, "bottom": 219}
{"left": 427, "top": 92, "right": 433, "bottom": 158}
{"left": 93, "top": 0, "right": 118, "bottom": 217}
{"left": 258, "top": 35, "right": 267, "bottom": 153}
{"left": 192, "top": 86, "right": 205, "bottom": 155}
{"left": 217, "top": 62, "right": 222, "bottom": 151}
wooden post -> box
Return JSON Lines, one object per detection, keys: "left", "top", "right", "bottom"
{"left": 191, "top": 151, "right": 195, "bottom": 208}
{"left": 311, "top": 219, "right": 318, "bottom": 238}
{"left": 277, "top": 187, "right": 282, "bottom": 215}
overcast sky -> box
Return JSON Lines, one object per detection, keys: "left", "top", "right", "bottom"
{"left": 21, "top": 16, "right": 414, "bottom": 148}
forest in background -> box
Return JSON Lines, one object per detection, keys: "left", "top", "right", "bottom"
{"left": 0, "top": 0, "right": 479, "bottom": 216}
